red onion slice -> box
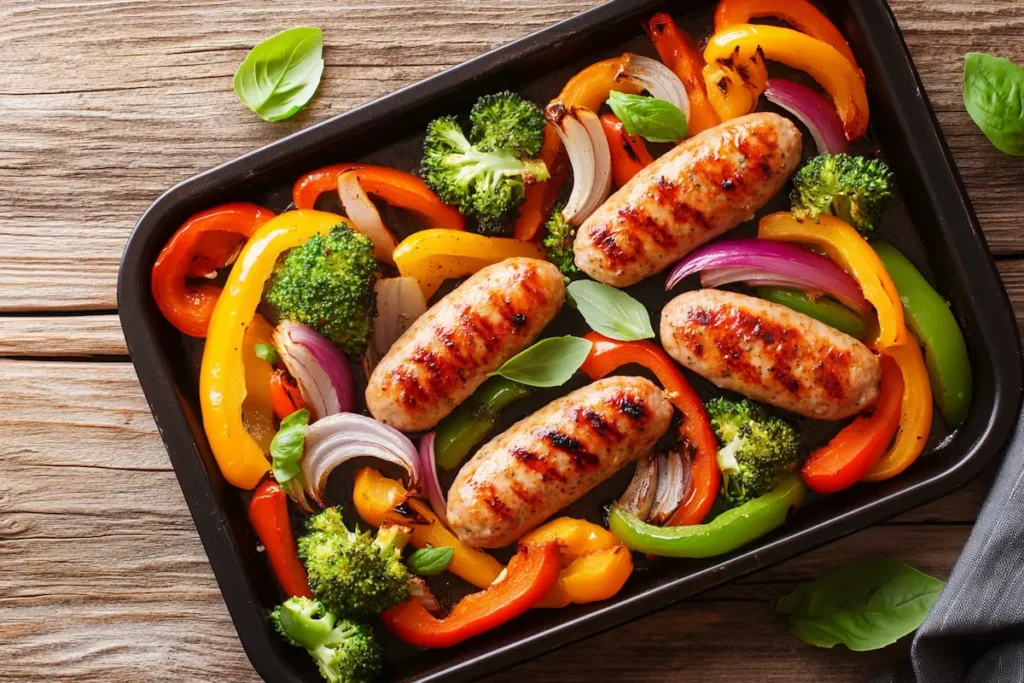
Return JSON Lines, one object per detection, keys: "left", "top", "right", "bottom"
{"left": 417, "top": 432, "right": 449, "bottom": 526}
{"left": 302, "top": 413, "right": 420, "bottom": 507}
{"left": 764, "top": 79, "right": 849, "bottom": 155}
{"left": 273, "top": 321, "right": 356, "bottom": 421}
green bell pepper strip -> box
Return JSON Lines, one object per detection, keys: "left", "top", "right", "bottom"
{"left": 434, "top": 377, "right": 533, "bottom": 470}
{"left": 754, "top": 287, "right": 868, "bottom": 340}
{"left": 872, "top": 242, "right": 973, "bottom": 427}
{"left": 608, "top": 477, "right": 805, "bottom": 558}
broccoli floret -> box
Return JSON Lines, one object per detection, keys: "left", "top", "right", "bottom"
{"left": 270, "top": 596, "right": 381, "bottom": 683}
{"left": 421, "top": 115, "right": 550, "bottom": 219}
{"left": 541, "top": 205, "right": 578, "bottom": 275}
{"left": 297, "top": 508, "right": 411, "bottom": 618}
{"left": 470, "top": 91, "right": 546, "bottom": 156}
{"left": 707, "top": 397, "right": 801, "bottom": 507}
{"left": 266, "top": 224, "right": 379, "bottom": 359}
{"left": 790, "top": 153, "right": 894, "bottom": 234}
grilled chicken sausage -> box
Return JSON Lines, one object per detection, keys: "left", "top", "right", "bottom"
{"left": 573, "top": 113, "right": 802, "bottom": 287}
{"left": 366, "top": 258, "right": 565, "bottom": 432}
{"left": 447, "top": 376, "right": 673, "bottom": 548}
{"left": 661, "top": 289, "right": 880, "bottom": 420}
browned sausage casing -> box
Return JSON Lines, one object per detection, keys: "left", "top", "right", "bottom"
{"left": 366, "top": 258, "right": 565, "bottom": 432}
{"left": 661, "top": 289, "right": 880, "bottom": 420}
{"left": 573, "top": 113, "right": 802, "bottom": 287}
{"left": 447, "top": 376, "right": 673, "bottom": 548}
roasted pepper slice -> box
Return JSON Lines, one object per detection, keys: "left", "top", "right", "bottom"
{"left": 200, "top": 210, "right": 343, "bottom": 490}
{"left": 754, "top": 287, "right": 868, "bottom": 340}
{"left": 644, "top": 12, "right": 721, "bottom": 135}
{"left": 863, "top": 340, "right": 934, "bottom": 482}
{"left": 352, "top": 467, "right": 503, "bottom": 589}
{"left": 242, "top": 315, "right": 277, "bottom": 453}
{"left": 872, "top": 242, "right": 972, "bottom": 428}
{"left": 392, "top": 229, "right": 547, "bottom": 299}
{"left": 704, "top": 24, "right": 868, "bottom": 140}
{"left": 522, "top": 517, "right": 633, "bottom": 608}
{"left": 248, "top": 480, "right": 313, "bottom": 599}
{"left": 759, "top": 212, "right": 905, "bottom": 347}
{"left": 609, "top": 476, "right": 805, "bottom": 558}
{"left": 151, "top": 202, "right": 276, "bottom": 337}
{"left": 713, "top": 0, "right": 862, "bottom": 78}
{"left": 269, "top": 368, "right": 306, "bottom": 421}
{"left": 435, "top": 377, "right": 533, "bottom": 471}
{"left": 292, "top": 163, "right": 466, "bottom": 231}
{"left": 801, "top": 354, "right": 903, "bottom": 494}
{"left": 579, "top": 332, "right": 719, "bottom": 526}
{"left": 381, "top": 541, "right": 560, "bottom": 649}
{"left": 600, "top": 113, "right": 654, "bottom": 188}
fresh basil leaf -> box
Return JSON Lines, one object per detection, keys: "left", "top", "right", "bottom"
{"left": 777, "top": 558, "right": 943, "bottom": 651}
{"left": 964, "top": 52, "right": 1024, "bottom": 156}
{"left": 270, "top": 408, "right": 310, "bottom": 485}
{"left": 233, "top": 27, "right": 325, "bottom": 122}
{"left": 488, "top": 336, "right": 593, "bottom": 388}
{"left": 606, "top": 91, "right": 687, "bottom": 143}
{"left": 254, "top": 343, "right": 280, "bottom": 365}
{"left": 406, "top": 547, "right": 454, "bottom": 577}
{"left": 567, "top": 280, "right": 655, "bottom": 341}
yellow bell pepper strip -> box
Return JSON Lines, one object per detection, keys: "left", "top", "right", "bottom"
{"left": 704, "top": 24, "right": 869, "bottom": 141}
{"left": 702, "top": 49, "right": 768, "bottom": 122}
{"left": 521, "top": 517, "right": 634, "bottom": 608}
{"left": 352, "top": 467, "right": 503, "bottom": 589}
{"left": 200, "top": 210, "right": 343, "bottom": 490}
{"left": 241, "top": 314, "right": 277, "bottom": 454}
{"left": 863, "top": 340, "right": 934, "bottom": 482}
{"left": 713, "top": 0, "right": 863, "bottom": 80}
{"left": 392, "top": 229, "right": 547, "bottom": 299}
{"left": 758, "top": 212, "right": 905, "bottom": 347}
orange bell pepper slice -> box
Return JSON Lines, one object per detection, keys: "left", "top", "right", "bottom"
{"left": 802, "top": 354, "right": 903, "bottom": 494}
{"left": 644, "top": 12, "right": 721, "bottom": 135}
{"left": 713, "top": 0, "right": 863, "bottom": 80}
{"left": 248, "top": 480, "right": 313, "bottom": 599}
{"left": 704, "top": 24, "right": 869, "bottom": 140}
{"left": 268, "top": 368, "right": 306, "bottom": 421}
{"left": 151, "top": 202, "right": 276, "bottom": 338}
{"left": 352, "top": 467, "right": 503, "bottom": 589}
{"left": 381, "top": 541, "right": 560, "bottom": 649}
{"left": 759, "top": 213, "right": 905, "bottom": 348}
{"left": 291, "top": 163, "right": 466, "bottom": 231}
{"left": 600, "top": 113, "right": 654, "bottom": 188}
{"left": 579, "top": 332, "right": 720, "bottom": 526}
{"left": 863, "top": 340, "right": 934, "bottom": 482}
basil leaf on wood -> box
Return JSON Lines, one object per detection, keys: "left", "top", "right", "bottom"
{"left": 964, "top": 52, "right": 1024, "bottom": 156}
{"left": 233, "top": 27, "right": 325, "bottom": 122}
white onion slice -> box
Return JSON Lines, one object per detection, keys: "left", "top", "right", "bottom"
{"left": 364, "top": 277, "right": 427, "bottom": 375}
{"left": 547, "top": 105, "right": 612, "bottom": 226}
{"left": 647, "top": 449, "right": 691, "bottom": 525}
{"left": 619, "top": 53, "right": 691, "bottom": 123}
{"left": 302, "top": 413, "right": 420, "bottom": 507}
{"left": 408, "top": 576, "right": 441, "bottom": 615}
{"left": 337, "top": 170, "right": 399, "bottom": 265}
{"left": 617, "top": 452, "right": 658, "bottom": 521}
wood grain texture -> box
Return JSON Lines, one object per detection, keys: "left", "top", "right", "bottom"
{"left": 1, "top": 0, "right": 1020, "bottom": 681}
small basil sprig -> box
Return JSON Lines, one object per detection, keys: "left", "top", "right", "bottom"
{"left": 568, "top": 280, "right": 654, "bottom": 342}
{"left": 964, "top": 52, "right": 1024, "bottom": 156}
{"left": 254, "top": 343, "right": 280, "bottom": 365}
{"left": 777, "top": 558, "right": 943, "bottom": 651}
{"left": 607, "top": 91, "right": 688, "bottom": 143}
{"left": 234, "top": 27, "right": 325, "bottom": 122}
{"left": 488, "top": 336, "right": 593, "bottom": 388}
{"left": 270, "top": 408, "right": 310, "bottom": 484}
{"left": 406, "top": 547, "right": 454, "bottom": 577}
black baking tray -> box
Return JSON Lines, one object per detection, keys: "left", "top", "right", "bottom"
{"left": 118, "top": 1, "right": 1023, "bottom": 680}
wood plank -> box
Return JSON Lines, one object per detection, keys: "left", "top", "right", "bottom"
{"left": 0, "top": 314, "right": 127, "bottom": 356}
{"left": 0, "top": 360, "right": 983, "bottom": 681}
{"left": 1, "top": 0, "right": 1023, "bottom": 311}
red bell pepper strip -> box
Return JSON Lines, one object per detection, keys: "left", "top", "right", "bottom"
{"left": 802, "top": 354, "right": 903, "bottom": 494}
{"left": 269, "top": 368, "right": 306, "bottom": 421}
{"left": 248, "top": 480, "right": 313, "bottom": 598}
{"left": 644, "top": 12, "right": 721, "bottom": 135}
{"left": 600, "top": 114, "right": 654, "bottom": 188}
{"left": 713, "top": 0, "right": 862, "bottom": 80}
{"left": 151, "top": 202, "right": 276, "bottom": 338}
{"left": 578, "top": 332, "right": 719, "bottom": 526}
{"left": 381, "top": 541, "right": 560, "bottom": 649}
{"left": 291, "top": 164, "right": 466, "bottom": 231}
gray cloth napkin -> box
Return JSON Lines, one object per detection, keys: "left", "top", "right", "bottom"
{"left": 872, "top": 410, "right": 1024, "bottom": 683}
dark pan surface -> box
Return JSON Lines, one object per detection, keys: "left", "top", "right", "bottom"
{"left": 118, "top": 1, "right": 1022, "bottom": 681}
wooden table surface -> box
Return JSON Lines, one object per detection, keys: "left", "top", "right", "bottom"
{"left": 2, "top": 1, "right": 1023, "bottom": 681}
